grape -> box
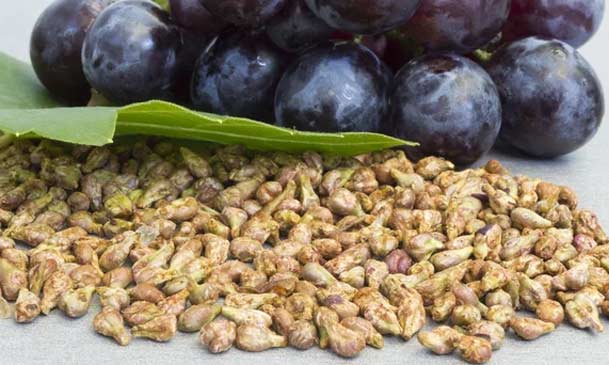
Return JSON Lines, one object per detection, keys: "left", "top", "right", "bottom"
{"left": 274, "top": 43, "right": 392, "bottom": 133}
{"left": 487, "top": 37, "right": 604, "bottom": 158}
{"left": 199, "top": 0, "right": 287, "bottom": 27}
{"left": 303, "top": 0, "right": 422, "bottom": 35}
{"left": 173, "top": 30, "right": 214, "bottom": 103}
{"left": 191, "top": 32, "right": 288, "bottom": 122}
{"left": 503, "top": 0, "right": 605, "bottom": 48}
{"left": 81, "top": 0, "right": 181, "bottom": 104}
{"left": 388, "top": 54, "right": 502, "bottom": 165}
{"left": 169, "top": 0, "right": 228, "bottom": 34}
{"left": 360, "top": 35, "right": 388, "bottom": 60}
{"left": 399, "top": 0, "right": 511, "bottom": 54}
{"left": 29, "top": 0, "right": 115, "bottom": 105}
{"left": 266, "top": 0, "right": 333, "bottom": 53}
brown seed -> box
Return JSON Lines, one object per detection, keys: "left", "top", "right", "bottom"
{"left": 127, "top": 283, "right": 165, "bottom": 303}
{"left": 178, "top": 304, "right": 221, "bottom": 333}
{"left": 40, "top": 270, "right": 73, "bottom": 315}
{"left": 485, "top": 305, "right": 515, "bottom": 328}
{"left": 122, "top": 301, "right": 164, "bottom": 326}
{"left": 102, "top": 267, "right": 133, "bottom": 289}
{"left": 418, "top": 326, "right": 463, "bottom": 355}
{"left": 451, "top": 304, "right": 482, "bottom": 326}
{"left": 69, "top": 264, "right": 102, "bottom": 288}
{"left": 200, "top": 319, "right": 237, "bottom": 353}
{"left": 221, "top": 306, "right": 272, "bottom": 327}
{"left": 96, "top": 287, "right": 130, "bottom": 310}
{"left": 14, "top": 288, "right": 41, "bottom": 323}
{"left": 235, "top": 324, "right": 287, "bottom": 352}
{"left": 2, "top": 138, "right": 609, "bottom": 360}
{"left": 535, "top": 299, "right": 565, "bottom": 325}
{"left": 132, "top": 314, "right": 177, "bottom": 342}
{"left": 0, "top": 258, "right": 28, "bottom": 301}
{"left": 455, "top": 335, "right": 493, "bottom": 364}
{"left": 510, "top": 317, "right": 555, "bottom": 340}
{"left": 93, "top": 307, "right": 132, "bottom": 346}
{"left": 468, "top": 320, "right": 505, "bottom": 350}
{"left": 0, "top": 288, "right": 11, "bottom": 319}
{"left": 565, "top": 294, "right": 604, "bottom": 332}
{"left": 288, "top": 319, "right": 318, "bottom": 350}
{"left": 341, "top": 316, "right": 384, "bottom": 349}
{"left": 57, "top": 286, "right": 95, "bottom": 318}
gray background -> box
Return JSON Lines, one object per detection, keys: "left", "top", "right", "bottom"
{"left": 1, "top": 2, "right": 609, "bottom": 364}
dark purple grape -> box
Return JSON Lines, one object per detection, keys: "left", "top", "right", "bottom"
{"left": 304, "top": 0, "right": 422, "bottom": 35}
{"left": 361, "top": 35, "right": 388, "bottom": 60}
{"left": 274, "top": 43, "right": 392, "bottom": 133}
{"left": 487, "top": 37, "right": 604, "bottom": 158}
{"left": 399, "top": 0, "right": 511, "bottom": 54}
{"left": 503, "top": 0, "right": 605, "bottom": 48}
{"left": 266, "top": 0, "right": 333, "bottom": 53}
{"left": 82, "top": 0, "right": 181, "bottom": 104}
{"left": 169, "top": 0, "right": 228, "bottom": 34}
{"left": 29, "top": 0, "right": 115, "bottom": 105}
{"left": 389, "top": 54, "right": 502, "bottom": 165}
{"left": 191, "top": 32, "right": 288, "bottom": 122}
{"left": 199, "top": 0, "right": 287, "bottom": 27}
{"left": 174, "top": 30, "right": 214, "bottom": 104}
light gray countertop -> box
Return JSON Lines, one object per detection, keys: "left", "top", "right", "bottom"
{"left": 1, "top": 2, "right": 609, "bottom": 364}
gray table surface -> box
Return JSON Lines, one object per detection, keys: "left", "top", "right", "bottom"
{"left": 1, "top": 2, "right": 609, "bottom": 365}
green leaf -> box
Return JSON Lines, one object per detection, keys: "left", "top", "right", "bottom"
{"left": 0, "top": 107, "right": 116, "bottom": 146}
{"left": 0, "top": 52, "right": 416, "bottom": 155}
{"left": 0, "top": 51, "right": 61, "bottom": 109}
{"left": 115, "top": 100, "right": 413, "bottom": 155}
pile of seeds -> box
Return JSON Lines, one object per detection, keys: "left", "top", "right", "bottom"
{"left": 0, "top": 138, "right": 607, "bottom": 363}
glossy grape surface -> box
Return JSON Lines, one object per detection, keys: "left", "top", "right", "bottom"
{"left": 82, "top": 0, "right": 181, "bottom": 104}
{"left": 200, "top": 0, "right": 287, "bottom": 27}
{"left": 360, "top": 35, "right": 388, "bottom": 60}
{"left": 169, "top": 0, "right": 228, "bottom": 34}
{"left": 266, "top": 0, "right": 333, "bottom": 53}
{"left": 174, "top": 30, "right": 213, "bottom": 103}
{"left": 487, "top": 37, "right": 604, "bottom": 158}
{"left": 30, "top": 0, "right": 115, "bottom": 105}
{"left": 503, "top": 0, "right": 605, "bottom": 48}
{"left": 399, "top": 0, "right": 511, "bottom": 54}
{"left": 275, "top": 43, "right": 392, "bottom": 133}
{"left": 191, "top": 32, "right": 288, "bottom": 122}
{"left": 389, "top": 54, "right": 502, "bottom": 165}
{"left": 304, "top": 0, "right": 422, "bottom": 35}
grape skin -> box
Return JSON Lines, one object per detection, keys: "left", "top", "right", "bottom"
{"left": 200, "top": 0, "right": 287, "bottom": 27}
{"left": 191, "top": 32, "right": 288, "bottom": 123}
{"left": 389, "top": 54, "right": 502, "bottom": 165}
{"left": 169, "top": 0, "right": 228, "bottom": 34}
{"left": 304, "top": 0, "right": 422, "bottom": 35}
{"left": 266, "top": 0, "right": 333, "bottom": 53}
{"left": 29, "top": 0, "right": 115, "bottom": 105}
{"left": 81, "top": 0, "right": 181, "bottom": 104}
{"left": 399, "top": 0, "right": 511, "bottom": 54}
{"left": 274, "top": 43, "right": 392, "bottom": 133}
{"left": 173, "top": 30, "right": 214, "bottom": 104}
{"left": 503, "top": 0, "right": 605, "bottom": 48}
{"left": 487, "top": 37, "right": 604, "bottom": 157}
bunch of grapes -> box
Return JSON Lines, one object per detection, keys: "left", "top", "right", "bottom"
{"left": 31, "top": 0, "right": 606, "bottom": 163}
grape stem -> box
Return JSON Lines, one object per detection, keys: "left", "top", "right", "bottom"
{"left": 472, "top": 49, "right": 493, "bottom": 64}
